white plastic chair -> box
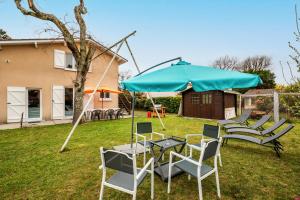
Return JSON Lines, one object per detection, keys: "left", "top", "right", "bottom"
{"left": 135, "top": 122, "right": 164, "bottom": 165}
{"left": 185, "top": 124, "right": 222, "bottom": 166}
{"left": 168, "top": 138, "right": 222, "bottom": 200}
{"left": 99, "top": 147, "right": 154, "bottom": 200}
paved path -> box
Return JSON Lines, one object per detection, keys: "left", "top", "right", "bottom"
{"left": 0, "top": 115, "right": 131, "bottom": 130}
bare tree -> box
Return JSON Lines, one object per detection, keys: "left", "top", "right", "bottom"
{"left": 280, "top": 4, "right": 300, "bottom": 84}
{"left": 240, "top": 55, "right": 272, "bottom": 72}
{"left": 212, "top": 55, "right": 239, "bottom": 70}
{"left": 118, "top": 70, "right": 132, "bottom": 82}
{"left": 15, "top": 0, "right": 96, "bottom": 124}
{"left": 0, "top": 28, "right": 11, "bottom": 40}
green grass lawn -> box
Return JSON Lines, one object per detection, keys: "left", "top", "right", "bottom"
{"left": 0, "top": 112, "right": 299, "bottom": 200}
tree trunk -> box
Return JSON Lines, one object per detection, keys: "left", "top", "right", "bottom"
{"left": 72, "top": 62, "right": 89, "bottom": 124}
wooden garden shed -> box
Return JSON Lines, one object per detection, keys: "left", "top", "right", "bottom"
{"left": 181, "top": 88, "right": 239, "bottom": 120}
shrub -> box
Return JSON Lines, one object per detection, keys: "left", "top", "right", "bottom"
{"left": 137, "top": 96, "right": 182, "bottom": 113}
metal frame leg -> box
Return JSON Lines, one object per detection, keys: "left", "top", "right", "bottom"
{"left": 99, "top": 183, "right": 104, "bottom": 200}
{"left": 198, "top": 178, "right": 203, "bottom": 200}
{"left": 215, "top": 169, "right": 221, "bottom": 198}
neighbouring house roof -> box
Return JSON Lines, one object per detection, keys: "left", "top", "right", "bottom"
{"left": 244, "top": 89, "right": 276, "bottom": 95}
{"left": 0, "top": 38, "right": 127, "bottom": 64}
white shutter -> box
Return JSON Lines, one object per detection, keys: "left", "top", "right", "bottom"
{"left": 52, "top": 86, "right": 64, "bottom": 119}
{"left": 88, "top": 61, "right": 93, "bottom": 72}
{"left": 54, "top": 50, "right": 65, "bottom": 69}
{"left": 72, "top": 56, "right": 76, "bottom": 70}
{"left": 7, "top": 87, "right": 26, "bottom": 123}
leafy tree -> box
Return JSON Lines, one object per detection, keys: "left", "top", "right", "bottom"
{"left": 244, "top": 69, "right": 276, "bottom": 89}
{"left": 0, "top": 29, "right": 11, "bottom": 40}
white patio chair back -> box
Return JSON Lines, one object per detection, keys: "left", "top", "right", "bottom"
{"left": 135, "top": 122, "right": 165, "bottom": 165}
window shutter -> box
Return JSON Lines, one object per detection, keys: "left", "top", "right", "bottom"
{"left": 54, "top": 50, "right": 65, "bottom": 69}
{"left": 72, "top": 56, "right": 76, "bottom": 69}
{"left": 88, "top": 61, "right": 93, "bottom": 72}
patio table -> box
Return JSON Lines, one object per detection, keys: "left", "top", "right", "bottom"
{"left": 149, "top": 136, "right": 186, "bottom": 181}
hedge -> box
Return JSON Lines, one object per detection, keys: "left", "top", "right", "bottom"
{"left": 135, "top": 96, "right": 182, "bottom": 113}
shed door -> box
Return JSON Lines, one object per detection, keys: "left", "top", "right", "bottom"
{"left": 52, "top": 86, "right": 65, "bottom": 119}
{"left": 200, "top": 92, "right": 213, "bottom": 119}
{"left": 7, "top": 87, "right": 26, "bottom": 123}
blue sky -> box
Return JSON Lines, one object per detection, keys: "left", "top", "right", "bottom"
{"left": 0, "top": 0, "right": 299, "bottom": 84}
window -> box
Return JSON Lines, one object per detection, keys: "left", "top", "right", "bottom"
{"left": 54, "top": 50, "right": 91, "bottom": 72}
{"left": 202, "top": 94, "right": 212, "bottom": 104}
{"left": 100, "top": 92, "right": 111, "bottom": 100}
{"left": 65, "top": 88, "right": 74, "bottom": 117}
{"left": 245, "top": 98, "right": 252, "bottom": 106}
{"left": 65, "top": 53, "right": 76, "bottom": 70}
{"left": 191, "top": 94, "right": 200, "bottom": 104}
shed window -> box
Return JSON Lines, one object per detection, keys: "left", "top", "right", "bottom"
{"left": 202, "top": 94, "right": 212, "bottom": 104}
{"left": 191, "top": 94, "right": 200, "bottom": 104}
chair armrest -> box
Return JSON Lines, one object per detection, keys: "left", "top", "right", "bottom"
{"left": 135, "top": 133, "right": 146, "bottom": 140}
{"left": 185, "top": 134, "right": 203, "bottom": 143}
{"left": 185, "top": 134, "right": 203, "bottom": 139}
{"left": 137, "top": 158, "right": 154, "bottom": 180}
{"left": 187, "top": 144, "right": 202, "bottom": 151}
{"left": 153, "top": 132, "right": 164, "bottom": 138}
{"left": 169, "top": 151, "right": 200, "bottom": 166}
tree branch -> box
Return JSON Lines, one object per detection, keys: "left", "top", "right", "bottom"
{"left": 15, "top": 0, "right": 80, "bottom": 59}
{"left": 74, "top": 0, "right": 87, "bottom": 64}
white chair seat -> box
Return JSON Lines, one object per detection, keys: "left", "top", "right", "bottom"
{"left": 174, "top": 160, "right": 213, "bottom": 178}
{"left": 107, "top": 169, "right": 148, "bottom": 191}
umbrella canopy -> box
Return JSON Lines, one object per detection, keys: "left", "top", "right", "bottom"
{"left": 122, "top": 61, "right": 262, "bottom": 92}
{"left": 84, "top": 87, "right": 123, "bottom": 94}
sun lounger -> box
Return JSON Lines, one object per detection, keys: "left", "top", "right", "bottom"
{"left": 218, "top": 109, "right": 252, "bottom": 126}
{"left": 224, "top": 114, "right": 271, "bottom": 131}
{"left": 222, "top": 124, "right": 294, "bottom": 157}
{"left": 226, "top": 118, "right": 286, "bottom": 136}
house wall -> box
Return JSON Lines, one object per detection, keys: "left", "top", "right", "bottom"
{"left": 0, "top": 43, "right": 122, "bottom": 123}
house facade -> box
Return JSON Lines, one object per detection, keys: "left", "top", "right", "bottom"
{"left": 0, "top": 39, "right": 126, "bottom": 123}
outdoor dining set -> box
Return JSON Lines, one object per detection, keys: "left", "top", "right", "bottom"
{"left": 99, "top": 122, "right": 223, "bottom": 200}
{"left": 84, "top": 108, "right": 124, "bottom": 121}
{"left": 98, "top": 109, "right": 294, "bottom": 200}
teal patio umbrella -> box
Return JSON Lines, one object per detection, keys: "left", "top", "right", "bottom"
{"left": 121, "top": 60, "right": 262, "bottom": 147}
{"left": 122, "top": 60, "right": 262, "bottom": 92}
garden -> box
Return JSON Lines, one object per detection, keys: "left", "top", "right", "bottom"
{"left": 0, "top": 112, "right": 299, "bottom": 199}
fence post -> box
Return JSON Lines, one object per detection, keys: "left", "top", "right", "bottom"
{"left": 238, "top": 95, "right": 242, "bottom": 115}
{"left": 273, "top": 91, "right": 279, "bottom": 122}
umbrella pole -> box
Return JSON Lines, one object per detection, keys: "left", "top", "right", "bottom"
{"left": 125, "top": 40, "right": 167, "bottom": 130}
{"left": 130, "top": 92, "right": 136, "bottom": 148}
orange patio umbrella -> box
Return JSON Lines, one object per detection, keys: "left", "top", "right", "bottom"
{"left": 84, "top": 87, "right": 123, "bottom": 109}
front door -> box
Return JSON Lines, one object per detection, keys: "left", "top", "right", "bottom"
{"left": 64, "top": 88, "right": 74, "bottom": 118}
{"left": 200, "top": 92, "right": 213, "bottom": 119}
{"left": 7, "top": 87, "right": 26, "bottom": 123}
{"left": 27, "top": 89, "right": 42, "bottom": 122}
